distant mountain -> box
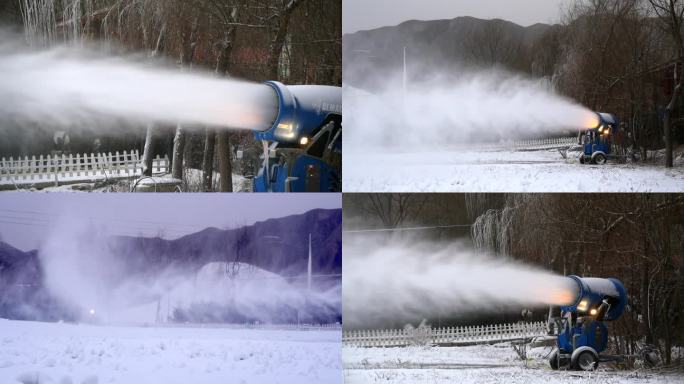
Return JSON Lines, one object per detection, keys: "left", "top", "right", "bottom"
{"left": 0, "top": 242, "right": 66, "bottom": 321}
{"left": 0, "top": 208, "right": 342, "bottom": 321}
{"left": 107, "top": 208, "right": 342, "bottom": 278}
{"left": 343, "top": 16, "right": 553, "bottom": 88}
{"left": 0, "top": 241, "right": 41, "bottom": 286}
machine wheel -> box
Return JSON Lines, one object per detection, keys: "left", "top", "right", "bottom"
{"left": 549, "top": 350, "right": 570, "bottom": 370}
{"left": 549, "top": 350, "right": 560, "bottom": 370}
{"left": 579, "top": 155, "right": 585, "bottom": 164}
{"left": 574, "top": 350, "right": 598, "bottom": 371}
{"left": 593, "top": 153, "right": 607, "bottom": 165}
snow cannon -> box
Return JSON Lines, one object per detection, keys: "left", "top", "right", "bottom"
{"left": 549, "top": 276, "right": 627, "bottom": 371}
{"left": 250, "top": 81, "right": 341, "bottom": 192}
{"left": 578, "top": 112, "right": 619, "bottom": 165}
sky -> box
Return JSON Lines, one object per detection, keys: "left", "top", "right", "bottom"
{"left": 0, "top": 193, "right": 341, "bottom": 251}
{"left": 343, "top": 0, "right": 573, "bottom": 34}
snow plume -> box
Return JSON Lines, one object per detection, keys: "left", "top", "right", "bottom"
{"left": 0, "top": 30, "right": 278, "bottom": 132}
{"left": 344, "top": 67, "right": 599, "bottom": 150}
{"left": 342, "top": 235, "right": 578, "bottom": 328}
{"left": 38, "top": 217, "right": 340, "bottom": 325}
{"left": 173, "top": 262, "right": 342, "bottom": 325}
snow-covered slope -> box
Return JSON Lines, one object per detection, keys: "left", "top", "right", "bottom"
{"left": 343, "top": 344, "right": 683, "bottom": 384}
{"left": 344, "top": 148, "right": 684, "bottom": 192}
{"left": 0, "top": 319, "right": 342, "bottom": 384}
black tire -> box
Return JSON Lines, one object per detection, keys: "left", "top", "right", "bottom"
{"left": 550, "top": 350, "right": 570, "bottom": 370}
{"left": 574, "top": 350, "right": 598, "bottom": 371}
{"left": 579, "top": 156, "right": 585, "bottom": 164}
{"left": 549, "top": 350, "right": 560, "bottom": 370}
{"left": 593, "top": 153, "right": 607, "bottom": 165}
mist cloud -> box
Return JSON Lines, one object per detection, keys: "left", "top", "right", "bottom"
{"left": 38, "top": 217, "right": 340, "bottom": 325}
{"left": 343, "top": 235, "right": 578, "bottom": 328}
{"left": 0, "top": 30, "right": 278, "bottom": 133}
{"left": 344, "top": 68, "right": 598, "bottom": 150}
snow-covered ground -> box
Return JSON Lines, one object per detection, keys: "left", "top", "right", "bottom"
{"left": 343, "top": 148, "right": 684, "bottom": 192}
{"left": 0, "top": 319, "right": 341, "bottom": 384}
{"left": 343, "top": 344, "right": 684, "bottom": 384}
{"left": 6, "top": 171, "right": 251, "bottom": 193}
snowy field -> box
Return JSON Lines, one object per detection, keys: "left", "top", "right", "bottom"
{"left": 343, "top": 148, "right": 684, "bottom": 192}
{"left": 343, "top": 344, "right": 684, "bottom": 384}
{"left": 0, "top": 319, "right": 341, "bottom": 384}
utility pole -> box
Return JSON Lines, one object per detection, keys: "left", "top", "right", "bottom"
{"left": 307, "top": 233, "right": 312, "bottom": 291}
{"left": 402, "top": 46, "right": 407, "bottom": 96}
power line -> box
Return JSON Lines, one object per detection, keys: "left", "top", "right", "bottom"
{"left": 0, "top": 208, "right": 214, "bottom": 231}
{"left": 0, "top": 216, "right": 193, "bottom": 237}
{"left": 343, "top": 224, "right": 472, "bottom": 234}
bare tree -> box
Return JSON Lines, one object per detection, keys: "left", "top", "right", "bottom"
{"left": 201, "top": 127, "right": 216, "bottom": 191}
{"left": 266, "top": 0, "right": 305, "bottom": 80}
{"left": 212, "top": 2, "right": 241, "bottom": 192}
{"left": 648, "top": 0, "right": 684, "bottom": 167}
{"left": 171, "top": 11, "right": 199, "bottom": 180}
{"left": 366, "top": 194, "right": 427, "bottom": 229}
{"left": 465, "top": 19, "right": 523, "bottom": 67}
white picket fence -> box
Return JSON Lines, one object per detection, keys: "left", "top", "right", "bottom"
{"left": 511, "top": 137, "right": 578, "bottom": 151}
{"left": 161, "top": 322, "right": 343, "bottom": 331}
{"left": 0, "top": 150, "right": 169, "bottom": 187}
{"left": 343, "top": 321, "right": 547, "bottom": 348}
{"left": 472, "top": 137, "right": 578, "bottom": 152}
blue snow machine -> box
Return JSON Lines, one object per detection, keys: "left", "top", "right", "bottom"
{"left": 579, "top": 113, "right": 619, "bottom": 165}
{"left": 251, "top": 81, "right": 341, "bottom": 192}
{"left": 549, "top": 276, "right": 627, "bottom": 371}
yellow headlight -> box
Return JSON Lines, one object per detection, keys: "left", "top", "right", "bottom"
{"left": 300, "top": 137, "right": 309, "bottom": 146}
{"left": 577, "top": 299, "right": 588, "bottom": 312}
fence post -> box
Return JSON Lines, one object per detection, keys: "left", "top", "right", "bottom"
{"left": 10, "top": 156, "right": 15, "bottom": 183}
{"left": 29, "top": 155, "right": 36, "bottom": 181}
{"left": 114, "top": 151, "right": 121, "bottom": 176}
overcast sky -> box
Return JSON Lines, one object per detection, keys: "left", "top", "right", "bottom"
{"left": 0, "top": 194, "right": 340, "bottom": 251}
{"left": 343, "top": 0, "right": 573, "bottom": 34}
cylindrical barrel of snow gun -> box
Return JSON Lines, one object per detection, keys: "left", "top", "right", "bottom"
{"left": 251, "top": 81, "right": 342, "bottom": 192}
{"left": 561, "top": 276, "right": 627, "bottom": 321}
{"left": 254, "top": 81, "right": 341, "bottom": 143}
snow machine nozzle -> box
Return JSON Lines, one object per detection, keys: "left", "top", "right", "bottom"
{"left": 254, "top": 81, "right": 341, "bottom": 144}
{"left": 250, "top": 81, "right": 342, "bottom": 192}
{"left": 562, "top": 276, "right": 627, "bottom": 321}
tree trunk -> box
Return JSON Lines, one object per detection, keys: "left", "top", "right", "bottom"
{"left": 664, "top": 81, "right": 680, "bottom": 168}
{"left": 171, "top": 124, "right": 185, "bottom": 180}
{"left": 169, "top": 16, "right": 199, "bottom": 183}
{"left": 267, "top": 0, "right": 303, "bottom": 80}
{"left": 213, "top": 21, "right": 238, "bottom": 191}
{"left": 217, "top": 131, "right": 233, "bottom": 192}
{"left": 142, "top": 124, "right": 154, "bottom": 177}
{"left": 202, "top": 128, "right": 216, "bottom": 191}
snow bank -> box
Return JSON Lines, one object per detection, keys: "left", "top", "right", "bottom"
{"left": 343, "top": 148, "right": 684, "bottom": 192}
{"left": 0, "top": 319, "right": 341, "bottom": 384}
{"left": 343, "top": 344, "right": 683, "bottom": 384}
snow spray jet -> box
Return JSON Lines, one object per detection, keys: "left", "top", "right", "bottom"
{"left": 176, "top": 262, "right": 341, "bottom": 324}
{"left": 342, "top": 236, "right": 578, "bottom": 328}
{"left": 39, "top": 217, "right": 340, "bottom": 324}
{"left": 0, "top": 32, "right": 278, "bottom": 131}
{"left": 344, "top": 68, "right": 600, "bottom": 150}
